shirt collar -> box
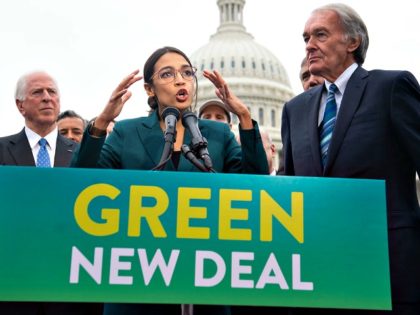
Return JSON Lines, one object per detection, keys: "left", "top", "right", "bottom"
{"left": 324, "top": 63, "right": 358, "bottom": 95}
{"left": 25, "top": 126, "right": 58, "bottom": 152}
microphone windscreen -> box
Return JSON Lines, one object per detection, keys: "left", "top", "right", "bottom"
{"left": 162, "top": 107, "right": 180, "bottom": 120}
{"left": 181, "top": 110, "right": 197, "bottom": 126}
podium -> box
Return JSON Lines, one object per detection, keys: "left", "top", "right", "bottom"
{"left": 0, "top": 167, "right": 391, "bottom": 310}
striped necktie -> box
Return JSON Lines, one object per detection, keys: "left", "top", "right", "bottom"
{"left": 36, "top": 138, "right": 51, "bottom": 167}
{"left": 320, "top": 83, "right": 338, "bottom": 168}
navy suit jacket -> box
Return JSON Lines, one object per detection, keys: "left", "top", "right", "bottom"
{"left": 0, "top": 128, "right": 76, "bottom": 167}
{"left": 281, "top": 66, "right": 420, "bottom": 303}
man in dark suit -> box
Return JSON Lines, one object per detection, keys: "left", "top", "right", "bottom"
{"left": 0, "top": 71, "right": 101, "bottom": 314}
{"left": 0, "top": 129, "right": 75, "bottom": 166}
{"left": 280, "top": 3, "right": 420, "bottom": 315}
{"left": 0, "top": 71, "right": 75, "bottom": 166}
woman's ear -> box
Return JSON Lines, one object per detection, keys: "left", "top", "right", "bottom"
{"left": 144, "top": 83, "right": 155, "bottom": 97}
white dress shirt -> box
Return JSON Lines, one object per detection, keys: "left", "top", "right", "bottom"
{"left": 25, "top": 126, "right": 58, "bottom": 166}
{"left": 318, "top": 63, "right": 358, "bottom": 126}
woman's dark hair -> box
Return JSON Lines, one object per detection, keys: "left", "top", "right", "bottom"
{"left": 143, "top": 46, "right": 197, "bottom": 111}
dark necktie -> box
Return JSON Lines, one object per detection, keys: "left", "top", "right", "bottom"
{"left": 320, "top": 83, "right": 338, "bottom": 168}
{"left": 36, "top": 138, "right": 51, "bottom": 167}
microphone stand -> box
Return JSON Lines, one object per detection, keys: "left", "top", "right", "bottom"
{"left": 181, "top": 144, "right": 210, "bottom": 172}
{"left": 181, "top": 111, "right": 216, "bottom": 173}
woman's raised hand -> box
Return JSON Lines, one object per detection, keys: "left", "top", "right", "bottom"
{"left": 203, "top": 70, "right": 252, "bottom": 129}
{"left": 95, "top": 70, "right": 143, "bottom": 130}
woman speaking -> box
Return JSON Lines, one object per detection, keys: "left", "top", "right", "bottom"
{"left": 72, "top": 46, "right": 268, "bottom": 314}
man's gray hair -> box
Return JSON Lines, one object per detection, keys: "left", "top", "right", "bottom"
{"left": 15, "top": 71, "right": 59, "bottom": 101}
{"left": 314, "top": 3, "right": 369, "bottom": 65}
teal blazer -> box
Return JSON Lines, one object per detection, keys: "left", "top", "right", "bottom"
{"left": 72, "top": 111, "right": 268, "bottom": 174}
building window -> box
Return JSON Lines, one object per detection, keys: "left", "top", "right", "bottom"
{"left": 210, "top": 60, "right": 214, "bottom": 70}
{"left": 252, "top": 60, "right": 256, "bottom": 69}
{"left": 231, "top": 58, "right": 235, "bottom": 68}
{"left": 262, "top": 61, "right": 265, "bottom": 71}
{"left": 242, "top": 60, "right": 246, "bottom": 68}
{"left": 231, "top": 4, "right": 234, "bottom": 21}
{"left": 271, "top": 109, "right": 276, "bottom": 127}
{"left": 259, "top": 108, "right": 264, "bottom": 125}
{"left": 221, "top": 59, "right": 224, "bottom": 69}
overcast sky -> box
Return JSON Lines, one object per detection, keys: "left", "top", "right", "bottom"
{"left": 0, "top": 0, "right": 418, "bottom": 136}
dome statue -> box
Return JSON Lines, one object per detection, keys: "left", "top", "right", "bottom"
{"left": 191, "top": 0, "right": 294, "bottom": 169}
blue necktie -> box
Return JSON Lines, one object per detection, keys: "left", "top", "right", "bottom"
{"left": 37, "top": 138, "right": 51, "bottom": 167}
{"left": 320, "top": 83, "right": 338, "bottom": 168}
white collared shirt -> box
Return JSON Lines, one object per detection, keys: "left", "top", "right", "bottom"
{"left": 25, "top": 126, "right": 58, "bottom": 166}
{"left": 318, "top": 63, "right": 358, "bottom": 126}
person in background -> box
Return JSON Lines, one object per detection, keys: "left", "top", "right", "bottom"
{"left": 272, "top": 57, "right": 324, "bottom": 175}
{"left": 198, "top": 99, "right": 232, "bottom": 128}
{"left": 299, "top": 56, "right": 324, "bottom": 91}
{"left": 0, "top": 71, "right": 76, "bottom": 167}
{"left": 281, "top": 3, "right": 420, "bottom": 314}
{"left": 237, "top": 128, "right": 277, "bottom": 176}
{"left": 57, "top": 109, "right": 87, "bottom": 143}
{"left": 0, "top": 71, "right": 102, "bottom": 314}
{"left": 198, "top": 99, "right": 276, "bottom": 176}
{"left": 260, "top": 129, "right": 276, "bottom": 175}
{"left": 72, "top": 46, "right": 269, "bottom": 315}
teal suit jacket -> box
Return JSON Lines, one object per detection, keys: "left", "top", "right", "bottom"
{"left": 73, "top": 111, "right": 268, "bottom": 174}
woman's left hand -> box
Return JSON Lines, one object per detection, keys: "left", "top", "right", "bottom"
{"left": 203, "top": 70, "right": 253, "bottom": 129}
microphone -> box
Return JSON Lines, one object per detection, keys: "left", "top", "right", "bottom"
{"left": 161, "top": 107, "right": 180, "bottom": 144}
{"left": 181, "top": 144, "right": 207, "bottom": 172}
{"left": 181, "top": 110, "right": 213, "bottom": 171}
{"left": 152, "top": 107, "right": 180, "bottom": 171}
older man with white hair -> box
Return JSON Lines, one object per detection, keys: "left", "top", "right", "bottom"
{"left": 0, "top": 71, "right": 102, "bottom": 315}
{"left": 0, "top": 71, "right": 76, "bottom": 167}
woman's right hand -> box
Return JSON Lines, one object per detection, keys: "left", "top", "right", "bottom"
{"left": 94, "top": 70, "right": 143, "bottom": 130}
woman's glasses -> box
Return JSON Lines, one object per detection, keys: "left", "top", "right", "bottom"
{"left": 152, "top": 66, "right": 197, "bottom": 84}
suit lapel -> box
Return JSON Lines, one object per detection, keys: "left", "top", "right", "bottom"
{"left": 8, "top": 129, "right": 35, "bottom": 166}
{"left": 55, "top": 135, "right": 76, "bottom": 167}
{"left": 6, "top": 129, "right": 75, "bottom": 167}
{"left": 325, "top": 67, "right": 368, "bottom": 173}
{"left": 137, "top": 112, "right": 166, "bottom": 167}
{"left": 307, "top": 86, "right": 324, "bottom": 175}
{"left": 136, "top": 112, "right": 207, "bottom": 172}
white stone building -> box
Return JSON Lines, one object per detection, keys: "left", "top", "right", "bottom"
{"left": 190, "top": 0, "right": 294, "bottom": 168}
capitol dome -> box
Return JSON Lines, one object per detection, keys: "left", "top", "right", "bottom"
{"left": 192, "top": 20, "right": 290, "bottom": 86}
{"left": 191, "top": 0, "right": 294, "bottom": 169}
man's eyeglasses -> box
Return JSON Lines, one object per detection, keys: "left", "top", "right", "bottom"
{"left": 152, "top": 66, "right": 197, "bottom": 84}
